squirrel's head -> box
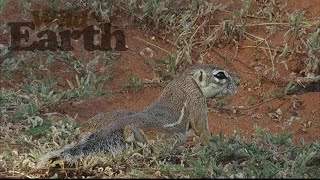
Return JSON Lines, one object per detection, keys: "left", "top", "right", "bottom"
{"left": 188, "top": 64, "right": 240, "bottom": 99}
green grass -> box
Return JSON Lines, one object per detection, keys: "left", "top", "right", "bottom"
{"left": 27, "top": 118, "right": 53, "bottom": 137}
{"left": 17, "top": 130, "right": 318, "bottom": 178}
{"left": 123, "top": 76, "right": 143, "bottom": 89}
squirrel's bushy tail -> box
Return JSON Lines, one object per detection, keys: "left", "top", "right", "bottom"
{"left": 37, "top": 129, "right": 126, "bottom": 168}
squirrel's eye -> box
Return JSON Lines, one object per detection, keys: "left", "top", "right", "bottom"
{"left": 214, "top": 72, "right": 227, "bottom": 80}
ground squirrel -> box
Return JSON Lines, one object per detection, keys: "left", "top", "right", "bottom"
{"left": 37, "top": 64, "right": 240, "bottom": 167}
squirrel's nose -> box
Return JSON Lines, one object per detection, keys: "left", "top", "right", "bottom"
{"left": 234, "top": 77, "right": 240, "bottom": 86}
{"left": 236, "top": 80, "right": 240, "bottom": 86}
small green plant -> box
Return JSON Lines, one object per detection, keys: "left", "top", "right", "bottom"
{"left": 123, "top": 76, "right": 143, "bottom": 89}
{"left": 27, "top": 118, "right": 53, "bottom": 137}
{"left": 215, "top": 100, "right": 227, "bottom": 108}
{"left": 103, "top": 52, "right": 121, "bottom": 67}
{"left": 155, "top": 55, "right": 177, "bottom": 82}
{"left": 65, "top": 56, "right": 110, "bottom": 99}
{"left": 14, "top": 101, "right": 38, "bottom": 121}
{"left": 284, "top": 81, "right": 297, "bottom": 95}
{"left": 247, "top": 95, "right": 255, "bottom": 106}
{"left": 66, "top": 73, "right": 109, "bottom": 99}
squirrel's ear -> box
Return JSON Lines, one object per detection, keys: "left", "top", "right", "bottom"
{"left": 190, "top": 69, "right": 206, "bottom": 86}
{"left": 199, "top": 70, "right": 203, "bottom": 82}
